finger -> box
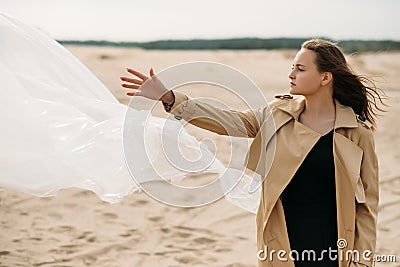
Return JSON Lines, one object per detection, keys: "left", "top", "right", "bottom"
{"left": 126, "top": 68, "right": 148, "bottom": 80}
{"left": 149, "top": 67, "right": 161, "bottom": 82}
{"left": 120, "top": 76, "right": 143, "bottom": 85}
{"left": 121, "top": 83, "right": 140, "bottom": 89}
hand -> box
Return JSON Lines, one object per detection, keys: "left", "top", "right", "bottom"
{"left": 120, "top": 68, "right": 174, "bottom": 104}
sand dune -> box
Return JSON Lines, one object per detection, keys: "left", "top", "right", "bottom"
{"left": 1, "top": 47, "right": 399, "bottom": 266}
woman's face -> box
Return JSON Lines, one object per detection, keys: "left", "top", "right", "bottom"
{"left": 288, "top": 48, "right": 325, "bottom": 96}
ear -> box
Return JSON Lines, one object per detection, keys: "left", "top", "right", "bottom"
{"left": 321, "top": 72, "right": 333, "bottom": 86}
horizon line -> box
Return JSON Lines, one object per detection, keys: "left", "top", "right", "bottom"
{"left": 57, "top": 36, "right": 400, "bottom": 43}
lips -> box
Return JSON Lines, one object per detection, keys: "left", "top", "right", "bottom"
{"left": 290, "top": 82, "right": 296, "bottom": 86}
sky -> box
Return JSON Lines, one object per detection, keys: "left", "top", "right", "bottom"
{"left": 1, "top": 0, "right": 399, "bottom": 42}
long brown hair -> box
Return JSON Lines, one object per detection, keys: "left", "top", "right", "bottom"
{"left": 302, "top": 39, "right": 387, "bottom": 131}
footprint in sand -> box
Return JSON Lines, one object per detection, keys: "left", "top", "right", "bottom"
{"left": 76, "top": 231, "right": 97, "bottom": 242}
{"left": 119, "top": 228, "right": 138, "bottom": 238}
{"left": 147, "top": 216, "right": 163, "bottom": 222}
{"left": 134, "top": 199, "right": 148, "bottom": 205}
{"left": 73, "top": 190, "right": 93, "bottom": 197}
{"left": 193, "top": 237, "right": 216, "bottom": 245}
{"left": 48, "top": 211, "right": 63, "bottom": 219}
{"left": 60, "top": 244, "right": 80, "bottom": 254}
{"left": 176, "top": 231, "right": 192, "bottom": 238}
{"left": 28, "top": 237, "right": 42, "bottom": 241}
{"left": 161, "top": 227, "right": 170, "bottom": 233}
{"left": 103, "top": 212, "right": 118, "bottom": 219}
{"left": 215, "top": 247, "right": 233, "bottom": 253}
{"left": 86, "top": 236, "right": 97, "bottom": 243}
{"left": 77, "top": 231, "right": 91, "bottom": 239}
{"left": 174, "top": 254, "right": 205, "bottom": 265}
{"left": 50, "top": 225, "right": 75, "bottom": 233}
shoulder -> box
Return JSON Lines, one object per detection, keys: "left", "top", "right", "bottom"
{"left": 352, "top": 114, "right": 374, "bottom": 140}
{"left": 267, "top": 93, "right": 303, "bottom": 111}
{"left": 268, "top": 93, "right": 297, "bottom": 105}
{"left": 356, "top": 114, "right": 373, "bottom": 130}
{"left": 254, "top": 93, "right": 302, "bottom": 123}
{"left": 350, "top": 115, "right": 376, "bottom": 152}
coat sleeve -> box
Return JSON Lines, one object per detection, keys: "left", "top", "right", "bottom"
{"left": 351, "top": 128, "right": 379, "bottom": 267}
{"left": 168, "top": 90, "right": 262, "bottom": 138}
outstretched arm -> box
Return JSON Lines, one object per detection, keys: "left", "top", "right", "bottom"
{"left": 120, "top": 68, "right": 262, "bottom": 138}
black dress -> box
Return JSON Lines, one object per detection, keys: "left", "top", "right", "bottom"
{"left": 281, "top": 129, "right": 338, "bottom": 267}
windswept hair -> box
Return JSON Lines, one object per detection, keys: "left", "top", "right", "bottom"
{"left": 302, "top": 39, "right": 387, "bottom": 131}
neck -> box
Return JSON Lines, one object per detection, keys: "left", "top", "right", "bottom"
{"left": 302, "top": 88, "right": 335, "bottom": 120}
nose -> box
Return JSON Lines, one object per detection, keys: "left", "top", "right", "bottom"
{"left": 288, "top": 69, "right": 295, "bottom": 80}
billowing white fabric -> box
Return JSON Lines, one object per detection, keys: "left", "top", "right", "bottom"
{"left": 0, "top": 14, "right": 260, "bottom": 213}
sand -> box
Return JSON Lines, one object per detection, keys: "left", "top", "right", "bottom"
{"left": 1, "top": 47, "right": 399, "bottom": 267}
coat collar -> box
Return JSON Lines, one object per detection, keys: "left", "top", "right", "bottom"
{"left": 274, "top": 96, "right": 358, "bottom": 130}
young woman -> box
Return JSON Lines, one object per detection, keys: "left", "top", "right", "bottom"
{"left": 121, "top": 39, "right": 385, "bottom": 267}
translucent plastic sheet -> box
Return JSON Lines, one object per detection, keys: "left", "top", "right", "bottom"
{"left": 0, "top": 14, "right": 260, "bottom": 213}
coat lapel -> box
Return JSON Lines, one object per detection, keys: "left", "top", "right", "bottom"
{"left": 244, "top": 107, "right": 292, "bottom": 176}
{"left": 332, "top": 101, "right": 363, "bottom": 249}
{"left": 333, "top": 99, "right": 362, "bottom": 194}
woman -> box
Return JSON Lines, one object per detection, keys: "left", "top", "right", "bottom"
{"left": 121, "top": 39, "right": 385, "bottom": 267}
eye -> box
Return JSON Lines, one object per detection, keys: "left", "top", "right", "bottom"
{"left": 291, "top": 66, "right": 304, "bottom": 71}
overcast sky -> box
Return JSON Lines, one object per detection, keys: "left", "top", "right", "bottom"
{"left": 1, "top": 0, "right": 399, "bottom": 41}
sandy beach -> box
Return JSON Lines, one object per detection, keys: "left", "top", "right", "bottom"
{"left": 1, "top": 46, "right": 399, "bottom": 267}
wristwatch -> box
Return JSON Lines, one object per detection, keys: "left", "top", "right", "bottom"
{"left": 162, "top": 91, "right": 176, "bottom": 112}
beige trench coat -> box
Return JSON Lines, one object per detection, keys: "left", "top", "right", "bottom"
{"left": 169, "top": 90, "right": 379, "bottom": 267}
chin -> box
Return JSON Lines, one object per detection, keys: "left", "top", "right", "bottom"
{"left": 289, "top": 87, "right": 303, "bottom": 96}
